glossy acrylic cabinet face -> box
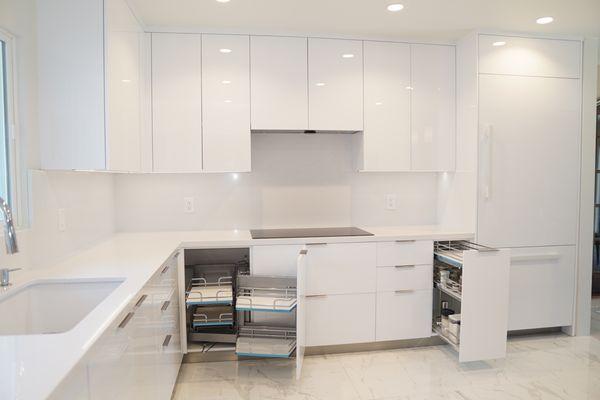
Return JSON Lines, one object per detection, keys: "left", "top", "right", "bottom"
{"left": 362, "top": 41, "right": 411, "bottom": 171}
{"left": 151, "top": 33, "right": 203, "bottom": 172}
{"left": 202, "top": 34, "right": 251, "bottom": 172}
{"left": 410, "top": 44, "right": 456, "bottom": 171}
{"left": 308, "top": 38, "right": 363, "bottom": 131}
{"left": 250, "top": 36, "right": 308, "bottom": 130}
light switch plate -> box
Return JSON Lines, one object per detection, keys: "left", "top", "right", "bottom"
{"left": 386, "top": 194, "right": 397, "bottom": 210}
{"left": 58, "top": 208, "right": 67, "bottom": 231}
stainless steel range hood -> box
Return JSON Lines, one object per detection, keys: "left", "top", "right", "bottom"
{"left": 251, "top": 129, "right": 361, "bottom": 134}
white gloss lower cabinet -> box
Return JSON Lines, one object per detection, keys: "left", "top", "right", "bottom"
{"left": 360, "top": 41, "right": 411, "bottom": 171}
{"left": 308, "top": 38, "right": 364, "bottom": 131}
{"left": 376, "top": 290, "right": 432, "bottom": 341}
{"left": 410, "top": 44, "right": 456, "bottom": 171}
{"left": 305, "top": 293, "right": 376, "bottom": 346}
{"left": 202, "top": 34, "right": 251, "bottom": 172}
{"left": 508, "top": 246, "right": 576, "bottom": 331}
{"left": 151, "top": 33, "right": 203, "bottom": 172}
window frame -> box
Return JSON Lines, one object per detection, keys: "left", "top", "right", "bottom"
{"left": 0, "top": 28, "right": 23, "bottom": 227}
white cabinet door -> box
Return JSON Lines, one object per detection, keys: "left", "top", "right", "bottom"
{"left": 305, "top": 242, "right": 376, "bottom": 295}
{"left": 508, "top": 246, "right": 575, "bottom": 330}
{"left": 376, "top": 265, "right": 432, "bottom": 292}
{"left": 478, "top": 35, "right": 581, "bottom": 79}
{"left": 411, "top": 44, "right": 456, "bottom": 171}
{"left": 296, "top": 249, "right": 307, "bottom": 379}
{"left": 308, "top": 38, "right": 363, "bottom": 131}
{"left": 376, "top": 240, "right": 433, "bottom": 267}
{"left": 306, "top": 293, "right": 376, "bottom": 346}
{"left": 362, "top": 41, "right": 411, "bottom": 171}
{"left": 250, "top": 36, "right": 308, "bottom": 130}
{"left": 105, "top": 0, "right": 142, "bottom": 172}
{"left": 152, "top": 33, "right": 203, "bottom": 172}
{"left": 251, "top": 244, "right": 304, "bottom": 276}
{"left": 202, "top": 34, "right": 251, "bottom": 172}
{"left": 376, "top": 290, "right": 432, "bottom": 341}
{"left": 477, "top": 75, "right": 581, "bottom": 248}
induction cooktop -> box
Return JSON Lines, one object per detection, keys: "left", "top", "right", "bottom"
{"left": 250, "top": 227, "right": 373, "bottom": 239}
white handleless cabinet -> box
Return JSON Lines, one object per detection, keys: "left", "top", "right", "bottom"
{"left": 151, "top": 33, "right": 203, "bottom": 172}
{"left": 308, "top": 38, "right": 363, "bottom": 131}
{"left": 250, "top": 36, "right": 308, "bottom": 130}
{"left": 38, "top": 0, "right": 146, "bottom": 171}
{"left": 202, "top": 34, "right": 251, "bottom": 172}
{"left": 361, "top": 41, "right": 411, "bottom": 171}
{"left": 478, "top": 35, "right": 581, "bottom": 79}
{"left": 411, "top": 44, "right": 456, "bottom": 171}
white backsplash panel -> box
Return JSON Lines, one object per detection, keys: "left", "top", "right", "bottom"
{"left": 115, "top": 134, "right": 438, "bottom": 231}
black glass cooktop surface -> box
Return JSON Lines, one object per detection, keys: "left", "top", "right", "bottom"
{"left": 250, "top": 227, "right": 374, "bottom": 239}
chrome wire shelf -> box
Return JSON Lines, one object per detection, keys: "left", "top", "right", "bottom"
{"left": 192, "top": 312, "right": 234, "bottom": 328}
{"left": 434, "top": 241, "right": 498, "bottom": 268}
{"left": 186, "top": 276, "right": 233, "bottom": 306}
{"left": 236, "top": 286, "right": 297, "bottom": 313}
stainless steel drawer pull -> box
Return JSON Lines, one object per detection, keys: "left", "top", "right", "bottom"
{"left": 305, "top": 294, "right": 327, "bottom": 299}
{"left": 394, "top": 265, "right": 415, "bottom": 269}
{"left": 162, "top": 335, "right": 172, "bottom": 347}
{"left": 395, "top": 240, "right": 416, "bottom": 243}
{"left": 394, "top": 289, "right": 415, "bottom": 294}
{"left": 306, "top": 242, "right": 327, "bottom": 246}
{"left": 118, "top": 312, "right": 135, "bottom": 329}
{"left": 161, "top": 265, "right": 170, "bottom": 274}
{"left": 135, "top": 294, "right": 147, "bottom": 307}
{"left": 161, "top": 300, "right": 171, "bottom": 311}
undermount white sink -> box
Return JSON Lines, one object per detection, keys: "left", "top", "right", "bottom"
{"left": 0, "top": 278, "right": 125, "bottom": 335}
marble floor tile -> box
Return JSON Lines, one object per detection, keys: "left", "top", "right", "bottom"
{"left": 172, "top": 333, "right": 600, "bottom": 400}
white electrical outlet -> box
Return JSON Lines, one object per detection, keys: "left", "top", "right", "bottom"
{"left": 58, "top": 208, "right": 67, "bottom": 231}
{"left": 386, "top": 194, "right": 397, "bottom": 210}
{"left": 184, "top": 197, "right": 195, "bottom": 213}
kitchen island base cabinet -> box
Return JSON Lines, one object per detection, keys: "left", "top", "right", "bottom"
{"left": 305, "top": 293, "right": 376, "bottom": 347}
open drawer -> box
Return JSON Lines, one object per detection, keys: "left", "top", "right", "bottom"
{"left": 433, "top": 241, "right": 510, "bottom": 363}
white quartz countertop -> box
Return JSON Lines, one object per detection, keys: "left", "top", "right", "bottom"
{"left": 0, "top": 226, "right": 472, "bottom": 400}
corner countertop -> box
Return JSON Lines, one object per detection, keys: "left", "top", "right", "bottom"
{"left": 0, "top": 226, "right": 472, "bottom": 400}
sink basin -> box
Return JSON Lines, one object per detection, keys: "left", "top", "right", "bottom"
{"left": 0, "top": 278, "right": 125, "bottom": 335}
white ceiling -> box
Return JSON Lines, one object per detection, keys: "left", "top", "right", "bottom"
{"left": 128, "top": 0, "right": 600, "bottom": 41}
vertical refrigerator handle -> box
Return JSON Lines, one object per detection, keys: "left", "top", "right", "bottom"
{"left": 481, "top": 124, "right": 493, "bottom": 200}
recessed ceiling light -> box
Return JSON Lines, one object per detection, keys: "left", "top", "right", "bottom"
{"left": 405, "top": 86, "right": 413, "bottom": 90}
{"left": 221, "top": 80, "right": 231, "bottom": 84}
{"left": 492, "top": 41, "right": 506, "bottom": 47}
{"left": 342, "top": 53, "right": 355, "bottom": 58}
{"left": 375, "top": 102, "right": 383, "bottom": 106}
{"left": 387, "top": 3, "right": 404, "bottom": 12}
{"left": 536, "top": 16, "right": 554, "bottom": 25}
{"left": 216, "top": 0, "right": 230, "bottom": 3}
{"left": 219, "top": 48, "right": 232, "bottom": 53}
{"left": 315, "top": 82, "right": 326, "bottom": 87}
{"left": 224, "top": 99, "right": 232, "bottom": 103}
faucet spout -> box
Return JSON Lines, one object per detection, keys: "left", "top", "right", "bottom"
{"left": 0, "top": 196, "right": 18, "bottom": 254}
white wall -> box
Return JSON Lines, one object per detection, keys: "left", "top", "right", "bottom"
{"left": 115, "top": 134, "right": 438, "bottom": 231}
{"left": 0, "top": 0, "right": 116, "bottom": 270}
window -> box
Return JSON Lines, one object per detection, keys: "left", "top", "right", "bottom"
{"left": 0, "top": 29, "right": 19, "bottom": 221}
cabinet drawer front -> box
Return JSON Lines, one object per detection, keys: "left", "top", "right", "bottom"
{"left": 306, "top": 242, "right": 376, "bottom": 295}
{"left": 508, "top": 246, "right": 575, "bottom": 330}
{"left": 478, "top": 35, "right": 581, "bottom": 79}
{"left": 251, "top": 244, "right": 304, "bottom": 277}
{"left": 306, "top": 293, "right": 375, "bottom": 346}
{"left": 376, "top": 240, "right": 432, "bottom": 267}
{"left": 376, "top": 290, "right": 432, "bottom": 342}
{"left": 376, "top": 264, "right": 432, "bottom": 292}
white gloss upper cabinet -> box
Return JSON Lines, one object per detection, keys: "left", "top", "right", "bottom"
{"left": 361, "top": 41, "right": 411, "bottom": 171}
{"left": 478, "top": 35, "right": 581, "bottom": 79}
{"left": 202, "top": 34, "right": 251, "bottom": 172}
{"left": 308, "top": 38, "right": 363, "bottom": 131}
{"left": 38, "top": 0, "right": 145, "bottom": 171}
{"left": 250, "top": 36, "right": 308, "bottom": 130}
{"left": 105, "top": 0, "right": 143, "bottom": 172}
{"left": 411, "top": 44, "right": 456, "bottom": 171}
{"left": 152, "top": 33, "right": 203, "bottom": 172}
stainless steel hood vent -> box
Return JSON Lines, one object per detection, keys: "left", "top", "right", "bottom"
{"left": 251, "top": 129, "right": 361, "bottom": 134}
